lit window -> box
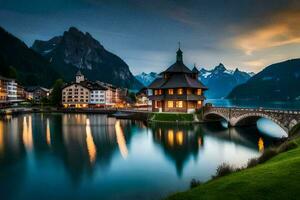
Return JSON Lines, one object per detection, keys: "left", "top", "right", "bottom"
{"left": 197, "top": 101, "right": 202, "bottom": 105}
{"left": 168, "top": 89, "right": 174, "bottom": 95}
{"left": 177, "top": 88, "right": 183, "bottom": 95}
{"left": 176, "top": 101, "right": 183, "bottom": 108}
{"left": 154, "top": 90, "right": 158, "bottom": 95}
{"left": 167, "top": 101, "right": 174, "bottom": 108}
{"left": 187, "top": 89, "right": 192, "bottom": 95}
{"left": 158, "top": 90, "right": 162, "bottom": 95}
{"left": 197, "top": 89, "right": 202, "bottom": 95}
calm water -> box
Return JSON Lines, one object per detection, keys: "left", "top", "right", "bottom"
{"left": 0, "top": 113, "right": 286, "bottom": 200}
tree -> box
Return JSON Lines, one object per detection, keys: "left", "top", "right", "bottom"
{"left": 128, "top": 91, "right": 136, "bottom": 103}
{"left": 50, "top": 79, "right": 64, "bottom": 106}
{"left": 8, "top": 66, "right": 17, "bottom": 79}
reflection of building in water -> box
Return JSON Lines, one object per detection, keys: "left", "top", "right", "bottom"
{"left": 115, "top": 120, "right": 128, "bottom": 159}
{"left": 0, "top": 114, "right": 137, "bottom": 183}
{"left": 86, "top": 118, "right": 97, "bottom": 164}
{"left": 23, "top": 116, "right": 33, "bottom": 152}
{"left": 200, "top": 123, "right": 275, "bottom": 151}
{"left": 258, "top": 137, "right": 264, "bottom": 152}
{"left": 0, "top": 120, "right": 3, "bottom": 157}
{"left": 59, "top": 114, "right": 135, "bottom": 181}
{"left": 151, "top": 123, "right": 203, "bottom": 176}
{"left": 46, "top": 118, "right": 51, "bottom": 146}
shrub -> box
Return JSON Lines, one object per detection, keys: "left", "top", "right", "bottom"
{"left": 190, "top": 179, "right": 202, "bottom": 189}
{"left": 213, "top": 163, "right": 235, "bottom": 179}
{"left": 247, "top": 158, "right": 258, "bottom": 168}
{"left": 257, "top": 148, "right": 278, "bottom": 164}
{"left": 277, "top": 140, "right": 298, "bottom": 153}
{"left": 152, "top": 113, "right": 194, "bottom": 122}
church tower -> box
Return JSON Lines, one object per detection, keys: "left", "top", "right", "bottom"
{"left": 76, "top": 70, "right": 85, "bottom": 83}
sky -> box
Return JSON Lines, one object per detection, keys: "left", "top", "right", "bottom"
{"left": 0, "top": 0, "right": 300, "bottom": 75}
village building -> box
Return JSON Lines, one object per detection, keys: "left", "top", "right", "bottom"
{"left": 62, "top": 71, "right": 128, "bottom": 108}
{"left": 25, "top": 86, "right": 50, "bottom": 102}
{"left": 148, "top": 48, "right": 207, "bottom": 113}
{"left": 62, "top": 71, "right": 107, "bottom": 108}
{"left": 0, "top": 75, "right": 25, "bottom": 102}
{"left": 0, "top": 76, "right": 7, "bottom": 102}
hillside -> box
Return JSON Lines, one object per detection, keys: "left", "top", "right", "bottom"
{"left": 0, "top": 26, "right": 60, "bottom": 87}
{"left": 228, "top": 59, "right": 300, "bottom": 100}
{"left": 167, "top": 137, "right": 300, "bottom": 200}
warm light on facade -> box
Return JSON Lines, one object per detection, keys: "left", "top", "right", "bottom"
{"left": 167, "top": 101, "right": 174, "bottom": 108}
{"left": 177, "top": 88, "right": 183, "bottom": 95}
{"left": 176, "top": 101, "right": 183, "bottom": 108}
{"left": 196, "top": 89, "right": 202, "bottom": 95}
{"left": 187, "top": 89, "right": 192, "bottom": 95}
{"left": 168, "top": 89, "right": 174, "bottom": 95}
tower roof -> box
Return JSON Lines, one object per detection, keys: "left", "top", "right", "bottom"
{"left": 76, "top": 70, "right": 83, "bottom": 76}
{"left": 192, "top": 65, "right": 199, "bottom": 73}
{"left": 161, "top": 47, "right": 192, "bottom": 74}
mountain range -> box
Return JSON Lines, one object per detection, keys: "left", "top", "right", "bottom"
{"left": 32, "top": 27, "right": 142, "bottom": 89}
{"left": 135, "top": 63, "right": 254, "bottom": 98}
{"left": 227, "top": 59, "right": 300, "bottom": 100}
{"left": 0, "top": 26, "right": 60, "bottom": 86}
{"left": 0, "top": 26, "right": 142, "bottom": 89}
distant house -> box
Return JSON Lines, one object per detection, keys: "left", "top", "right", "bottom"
{"left": 148, "top": 48, "right": 207, "bottom": 113}
{"left": 136, "top": 88, "right": 149, "bottom": 106}
{"left": 25, "top": 86, "right": 50, "bottom": 103}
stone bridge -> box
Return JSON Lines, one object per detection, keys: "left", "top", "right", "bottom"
{"left": 203, "top": 107, "right": 300, "bottom": 135}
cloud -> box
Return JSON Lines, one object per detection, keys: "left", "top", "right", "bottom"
{"left": 234, "top": 10, "right": 300, "bottom": 55}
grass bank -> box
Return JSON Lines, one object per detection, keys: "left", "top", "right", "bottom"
{"left": 167, "top": 136, "right": 300, "bottom": 200}
{"left": 150, "top": 113, "right": 194, "bottom": 122}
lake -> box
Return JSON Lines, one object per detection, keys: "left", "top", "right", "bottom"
{"left": 0, "top": 113, "right": 286, "bottom": 200}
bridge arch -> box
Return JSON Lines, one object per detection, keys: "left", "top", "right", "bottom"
{"left": 203, "top": 112, "right": 229, "bottom": 123}
{"left": 230, "top": 113, "right": 289, "bottom": 134}
{"left": 289, "top": 119, "right": 300, "bottom": 135}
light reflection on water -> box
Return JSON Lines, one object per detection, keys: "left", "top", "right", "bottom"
{"left": 0, "top": 113, "right": 284, "bottom": 200}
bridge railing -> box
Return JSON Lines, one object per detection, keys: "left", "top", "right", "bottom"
{"left": 205, "top": 106, "right": 300, "bottom": 114}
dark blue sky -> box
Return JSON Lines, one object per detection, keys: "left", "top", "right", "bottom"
{"left": 1, "top": 0, "right": 300, "bottom": 74}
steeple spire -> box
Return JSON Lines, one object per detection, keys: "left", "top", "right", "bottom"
{"left": 176, "top": 42, "right": 183, "bottom": 62}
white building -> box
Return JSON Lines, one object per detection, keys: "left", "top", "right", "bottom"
{"left": 62, "top": 71, "right": 107, "bottom": 108}
{"left": 90, "top": 90, "right": 106, "bottom": 105}
{"left": 6, "top": 79, "right": 17, "bottom": 101}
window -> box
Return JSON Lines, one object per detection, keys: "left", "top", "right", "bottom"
{"left": 196, "top": 89, "right": 202, "bottom": 95}
{"left": 176, "top": 101, "right": 183, "bottom": 108}
{"left": 187, "top": 89, "right": 192, "bottom": 95}
{"left": 168, "top": 89, "right": 174, "bottom": 95}
{"left": 197, "top": 101, "right": 202, "bottom": 105}
{"left": 154, "top": 90, "right": 158, "bottom": 95}
{"left": 167, "top": 101, "right": 174, "bottom": 108}
{"left": 177, "top": 88, "right": 183, "bottom": 95}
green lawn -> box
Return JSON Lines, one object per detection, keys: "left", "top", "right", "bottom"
{"left": 150, "top": 113, "right": 194, "bottom": 122}
{"left": 167, "top": 137, "right": 300, "bottom": 200}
